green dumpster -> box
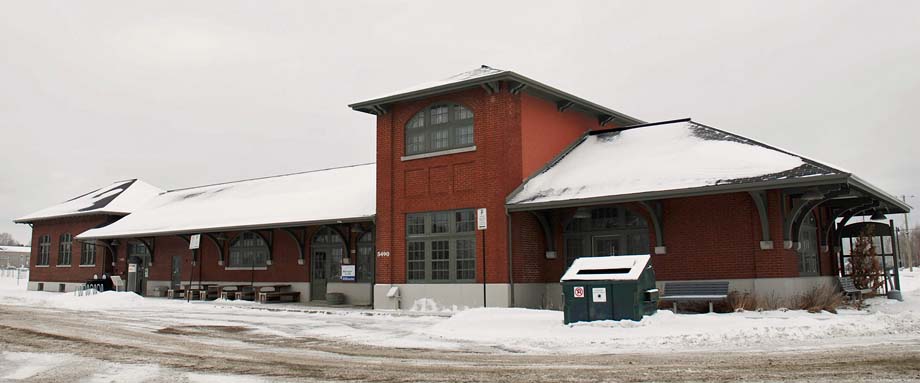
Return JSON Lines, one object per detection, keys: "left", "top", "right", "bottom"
{"left": 561, "top": 255, "right": 657, "bottom": 324}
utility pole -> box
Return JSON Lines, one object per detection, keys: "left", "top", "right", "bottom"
{"left": 902, "top": 195, "right": 914, "bottom": 271}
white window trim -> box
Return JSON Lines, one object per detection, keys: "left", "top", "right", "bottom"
{"left": 224, "top": 267, "right": 268, "bottom": 271}
{"left": 401, "top": 145, "right": 476, "bottom": 162}
{"left": 79, "top": 264, "right": 96, "bottom": 268}
{"left": 55, "top": 265, "right": 71, "bottom": 268}
{"left": 35, "top": 265, "right": 49, "bottom": 268}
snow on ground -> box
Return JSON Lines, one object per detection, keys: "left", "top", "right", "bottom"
{"left": 0, "top": 351, "right": 287, "bottom": 382}
{"left": 2, "top": 270, "right": 920, "bottom": 355}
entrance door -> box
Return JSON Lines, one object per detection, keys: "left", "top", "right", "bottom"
{"left": 171, "top": 255, "right": 182, "bottom": 288}
{"left": 129, "top": 261, "right": 147, "bottom": 295}
{"left": 592, "top": 235, "right": 622, "bottom": 257}
{"left": 311, "top": 250, "right": 327, "bottom": 300}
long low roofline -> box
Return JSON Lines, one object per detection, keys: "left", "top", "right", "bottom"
{"left": 506, "top": 173, "right": 910, "bottom": 214}
{"left": 349, "top": 70, "right": 645, "bottom": 127}
{"left": 76, "top": 215, "right": 375, "bottom": 240}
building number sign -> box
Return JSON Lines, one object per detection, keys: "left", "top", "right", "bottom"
{"left": 376, "top": 251, "right": 390, "bottom": 258}
{"left": 573, "top": 286, "right": 585, "bottom": 298}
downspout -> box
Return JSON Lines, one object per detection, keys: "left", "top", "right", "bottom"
{"left": 506, "top": 208, "right": 514, "bottom": 308}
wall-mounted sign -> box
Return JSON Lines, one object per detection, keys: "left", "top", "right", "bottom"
{"left": 189, "top": 234, "right": 201, "bottom": 250}
{"left": 573, "top": 286, "right": 585, "bottom": 298}
{"left": 341, "top": 265, "right": 356, "bottom": 281}
{"left": 128, "top": 264, "right": 137, "bottom": 273}
{"left": 376, "top": 251, "right": 390, "bottom": 257}
{"left": 477, "top": 208, "right": 487, "bottom": 230}
{"left": 592, "top": 288, "right": 607, "bottom": 303}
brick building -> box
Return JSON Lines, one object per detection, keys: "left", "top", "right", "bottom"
{"left": 16, "top": 66, "right": 909, "bottom": 309}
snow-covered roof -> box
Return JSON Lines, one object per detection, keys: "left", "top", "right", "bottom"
{"left": 0, "top": 246, "right": 30, "bottom": 253}
{"left": 77, "top": 163, "right": 376, "bottom": 239}
{"left": 367, "top": 66, "right": 506, "bottom": 102}
{"left": 349, "top": 66, "right": 643, "bottom": 126}
{"left": 14, "top": 180, "right": 163, "bottom": 223}
{"left": 561, "top": 255, "right": 651, "bottom": 281}
{"left": 508, "top": 119, "right": 844, "bottom": 209}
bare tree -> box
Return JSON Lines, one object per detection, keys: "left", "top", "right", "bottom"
{"left": 0, "top": 233, "right": 23, "bottom": 246}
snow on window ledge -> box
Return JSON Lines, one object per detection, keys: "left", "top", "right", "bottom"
{"left": 224, "top": 267, "right": 268, "bottom": 271}
{"left": 35, "top": 265, "right": 49, "bottom": 268}
{"left": 79, "top": 264, "right": 96, "bottom": 268}
{"left": 401, "top": 146, "right": 476, "bottom": 162}
{"left": 55, "top": 265, "right": 72, "bottom": 268}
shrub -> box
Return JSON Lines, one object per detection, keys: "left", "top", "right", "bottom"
{"left": 848, "top": 226, "right": 884, "bottom": 292}
{"left": 794, "top": 283, "right": 843, "bottom": 313}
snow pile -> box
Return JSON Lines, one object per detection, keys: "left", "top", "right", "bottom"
{"left": 408, "top": 298, "right": 466, "bottom": 313}
{"left": 508, "top": 121, "right": 826, "bottom": 205}
{"left": 47, "top": 291, "right": 148, "bottom": 311}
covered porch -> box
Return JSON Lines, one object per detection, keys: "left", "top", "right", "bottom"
{"left": 505, "top": 119, "right": 909, "bottom": 308}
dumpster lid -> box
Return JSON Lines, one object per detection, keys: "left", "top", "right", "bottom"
{"left": 560, "top": 255, "right": 651, "bottom": 282}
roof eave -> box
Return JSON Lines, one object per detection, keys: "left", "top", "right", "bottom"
{"left": 13, "top": 210, "right": 130, "bottom": 224}
{"left": 75, "top": 215, "right": 377, "bottom": 240}
{"left": 846, "top": 175, "right": 911, "bottom": 213}
{"left": 506, "top": 173, "right": 851, "bottom": 212}
{"left": 348, "top": 71, "right": 644, "bottom": 126}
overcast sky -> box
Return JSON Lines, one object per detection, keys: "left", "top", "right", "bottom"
{"left": 2, "top": 1, "right": 919, "bottom": 245}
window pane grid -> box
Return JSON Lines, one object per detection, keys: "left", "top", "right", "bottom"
{"left": 405, "top": 104, "right": 474, "bottom": 156}
{"left": 38, "top": 235, "right": 51, "bottom": 265}
{"left": 405, "top": 209, "right": 476, "bottom": 283}
{"left": 58, "top": 234, "right": 72, "bottom": 265}
{"left": 80, "top": 242, "right": 96, "bottom": 265}
{"left": 229, "top": 232, "right": 269, "bottom": 268}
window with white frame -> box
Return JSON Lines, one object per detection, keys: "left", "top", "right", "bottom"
{"left": 405, "top": 104, "right": 474, "bottom": 156}
{"left": 406, "top": 209, "right": 476, "bottom": 283}
{"left": 57, "top": 233, "right": 72, "bottom": 266}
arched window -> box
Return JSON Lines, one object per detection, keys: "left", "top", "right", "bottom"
{"left": 563, "top": 206, "right": 650, "bottom": 266}
{"left": 37, "top": 235, "right": 51, "bottom": 266}
{"left": 58, "top": 233, "right": 72, "bottom": 266}
{"left": 228, "top": 232, "right": 269, "bottom": 268}
{"left": 357, "top": 231, "right": 375, "bottom": 283}
{"left": 312, "top": 227, "right": 344, "bottom": 281}
{"left": 405, "top": 103, "right": 474, "bottom": 156}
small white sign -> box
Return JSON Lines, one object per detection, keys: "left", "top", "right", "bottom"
{"left": 189, "top": 234, "right": 201, "bottom": 250}
{"left": 128, "top": 264, "right": 137, "bottom": 273}
{"left": 341, "top": 265, "right": 356, "bottom": 281}
{"left": 376, "top": 251, "right": 391, "bottom": 258}
{"left": 592, "top": 288, "right": 607, "bottom": 303}
{"left": 573, "top": 286, "right": 585, "bottom": 298}
{"left": 477, "top": 208, "right": 487, "bottom": 230}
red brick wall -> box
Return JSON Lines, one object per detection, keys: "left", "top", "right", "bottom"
{"left": 523, "top": 191, "right": 830, "bottom": 283}
{"left": 113, "top": 223, "right": 374, "bottom": 284}
{"left": 28, "top": 215, "right": 117, "bottom": 283}
{"left": 520, "top": 93, "right": 598, "bottom": 178}
{"left": 375, "top": 85, "right": 522, "bottom": 284}
{"left": 375, "top": 85, "right": 617, "bottom": 285}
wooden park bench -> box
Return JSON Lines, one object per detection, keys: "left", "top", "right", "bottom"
{"left": 257, "top": 286, "right": 300, "bottom": 304}
{"left": 838, "top": 276, "right": 873, "bottom": 301}
{"left": 219, "top": 286, "right": 239, "bottom": 300}
{"left": 234, "top": 286, "right": 256, "bottom": 301}
{"left": 660, "top": 281, "right": 730, "bottom": 313}
{"left": 166, "top": 288, "right": 185, "bottom": 299}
